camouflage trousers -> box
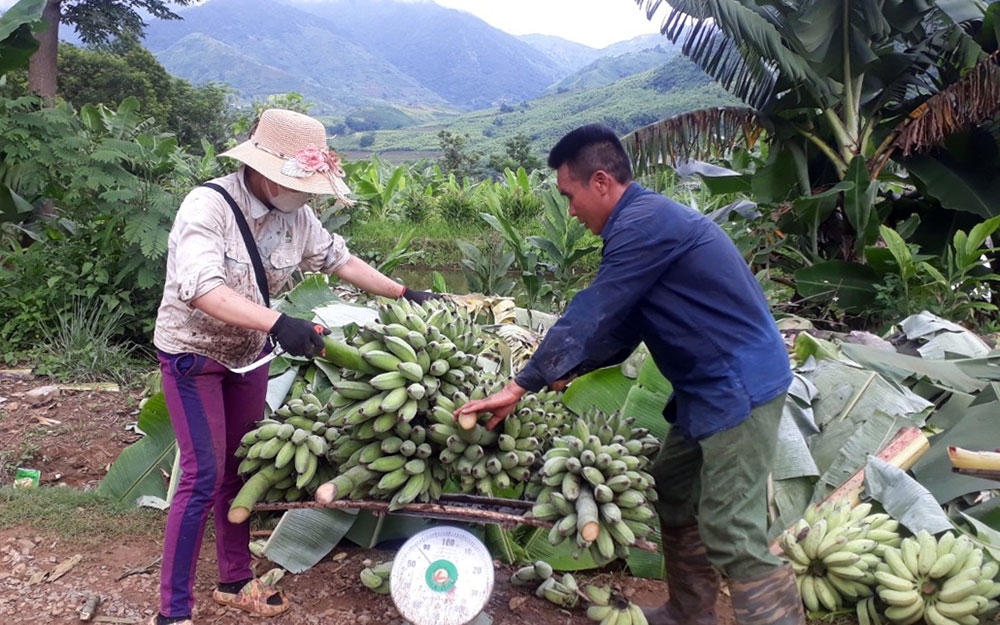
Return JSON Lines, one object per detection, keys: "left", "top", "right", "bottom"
{"left": 650, "top": 393, "right": 786, "bottom": 580}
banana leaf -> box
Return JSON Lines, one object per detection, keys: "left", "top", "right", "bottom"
{"left": 899, "top": 312, "right": 992, "bottom": 359}
{"left": 794, "top": 333, "right": 842, "bottom": 364}
{"left": 911, "top": 390, "right": 1000, "bottom": 503}
{"left": 774, "top": 404, "right": 819, "bottom": 481}
{"left": 344, "top": 511, "right": 431, "bottom": 548}
{"left": 806, "top": 358, "right": 933, "bottom": 432}
{"left": 563, "top": 365, "right": 635, "bottom": 415}
{"left": 265, "top": 366, "right": 299, "bottom": 412}
{"left": 863, "top": 456, "right": 953, "bottom": 535}
{"left": 621, "top": 386, "right": 670, "bottom": 441}
{"left": 263, "top": 508, "right": 359, "bottom": 574}
{"left": 794, "top": 261, "right": 879, "bottom": 312}
{"left": 840, "top": 343, "right": 984, "bottom": 394}
{"left": 484, "top": 524, "right": 527, "bottom": 565}
{"left": 313, "top": 301, "right": 379, "bottom": 334}
{"left": 956, "top": 511, "right": 1000, "bottom": 561}
{"left": 98, "top": 393, "right": 177, "bottom": 504}
{"left": 951, "top": 353, "right": 1000, "bottom": 382}
{"left": 276, "top": 274, "right": 341, "bottom": 317}
{"left": 769, "top": 477, "right": 817, "bottom": 540}
{"left": 810, "top": 412, "right": 924, "bottom": 504}
{"left": 637, "top": 353, "right": 673, "bottom": 396}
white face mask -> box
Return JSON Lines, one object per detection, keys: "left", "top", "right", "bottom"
{"left": 264, "top": 179, "right": 310, "bottom": 213}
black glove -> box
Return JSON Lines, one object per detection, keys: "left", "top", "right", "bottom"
{"left": 401, "top": 287, "right": 443, "bottom": 304}
{"left": 269, "top": 314, "right": 329, "bottom": 358}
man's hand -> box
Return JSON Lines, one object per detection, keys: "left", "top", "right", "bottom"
{"left": 454, "top": 381, "right": 525, "bottom": 430}
{"left": 269, "top": 314, "right": 329, "bottom": 357}
{"left": 401, "top": 288, "right": 443, "bottom": 304}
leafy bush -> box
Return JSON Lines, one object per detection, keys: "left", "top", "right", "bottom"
{"left": 398, "top": 185, "right": 437, "bottom": 223}
{"left": 0, "top": 95, "right": 196, "bottom": 356}
{"left": 436, "top": 178, "right": 478, "bottom": 224}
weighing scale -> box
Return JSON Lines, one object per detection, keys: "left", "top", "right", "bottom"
{"left": 390, "top": 526, "right": 495, "bottom": 625}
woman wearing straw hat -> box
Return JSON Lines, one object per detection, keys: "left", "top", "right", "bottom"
{"left": 150, "top": 108, "right": 438, "bottom": 625}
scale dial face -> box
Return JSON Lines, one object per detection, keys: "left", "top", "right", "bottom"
{"left": 390, "top": 526, "right": 495, "bottom": 625}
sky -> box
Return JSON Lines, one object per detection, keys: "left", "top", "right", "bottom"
{"left": 428, "top": 0, "right": 663, "bottom": 48}
{"left": 0, "top": 0, "right": 666, "bottom": 49}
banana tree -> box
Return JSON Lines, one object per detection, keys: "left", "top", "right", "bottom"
{"left": 626, "top": 0, "right": 1000, "bottom": 321}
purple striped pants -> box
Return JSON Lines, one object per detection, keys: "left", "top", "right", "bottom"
{"left": 156, "top": 350, "right": 269, "bottom": 618}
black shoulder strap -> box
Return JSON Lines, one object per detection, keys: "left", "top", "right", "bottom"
{"left": 201, "top": 182, "right": 270, "bottom": 308}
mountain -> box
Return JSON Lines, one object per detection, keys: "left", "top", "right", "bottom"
{"left": 287, "top": 0, "right": 563, "bottom": 110}
{"left": 516, "top": 34, "right": 604, "bottom": 75}
{"left": 142, "top": 0, "right": 448, "bottom": 114}
{"left": 548, "top": 45, "right": 680, "bottom": 94}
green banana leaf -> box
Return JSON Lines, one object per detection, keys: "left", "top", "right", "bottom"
{"left": 769, "top": 477, "right": 817, "bottom": 540}
{"left": 911, "top": 391, "right": 1000, "bottom": 504}
{"left": 621, "top": 386, "right": 670, "bottom": 441}
{"left": 793, "top": 332, "right": 841, "bottom": 364}
{"left": 637, "top": 354, "right": 673, "bottom": 396}
{"left": 807, "top": 358, "right": 933, "bottom": 431}
{"left": 0, "top": 0, "right": 43, "bottom": 76}
{"left": 626, "top": 536, "right": 666, "bottom": 580}
{"left": 276, "top": 274, "right": 341, "bottom": 317}
{"left": 794, "top": 261, "right": 879, "bottom": 312}
{"left": 957, "top": 511, "right": 1000, "bottom": 561}
{"left": 840, "top": 343, "right": 985, "bottom": 394}
{"left": 563, "top": 365, "right": 635, "bottom": 415}
{"left": 344, "top": 511, "right": 431, "bottom": 548}
{"left": 484, "top": 524, "right": 527, "bottom": 565}
{"left": 952, "top": 353, "right": 1000, "bottom": 382}
{"left": 774, "top": 398, "right": 819, "bottom": 481}
{"left": 98, "top": 393, "right": 177, "bottom": 504}
{"left": 265, "top": 366, "right": 300, "bottom": 412}
{"left": 263, "top": 508, "right": 359, "bottom": 574}
{"left": 903, "top": 153, "right": 1000, "bottom": 220}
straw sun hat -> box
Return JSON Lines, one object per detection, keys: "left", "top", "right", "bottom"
{"left": 221, "top": 108, "right": 353, "bottom": 204}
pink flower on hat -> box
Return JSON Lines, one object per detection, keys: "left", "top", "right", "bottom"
{"left": 280, "top": 144, "right": 346, "bottom": 180}
{"left": 291, "top": 145, "right": 331, "bottom": 174}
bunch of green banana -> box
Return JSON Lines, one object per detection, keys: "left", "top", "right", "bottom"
{"left": 535, "top": 571, "right": 582, "bottom": 610}
{"left": 314, "top": 297, "right": 512, "bottom": 508}
{"left": 509, "top": 560, "right": 554, "bottom": 586}
{"left": 528, "top": 416, "right": 659, "bottom": 565}
{"left": 230, "top": 391, "right": 338, "bottom": 518}
{"left": 430, "top": 386, "right": 548, "bottom": 497}
{"left": 585, "top": 597, "right": 650, "bottom": 625}
{"left": 359, "top": 560, "right": 393, "bottom": 595}
{"left": 578, "top": 407, "right": 661, "bottom": 466}
{"left": 777, "top": 501, "right": 899, "bottom": 612}
{"left": 857, "top": 596, "right": 885, "bottom": 625}
{"left": 511, "top": 388, "right": 576, "bottom": 447}
{"left": 873, "top": 530, "right": 1000, "bottom": 625}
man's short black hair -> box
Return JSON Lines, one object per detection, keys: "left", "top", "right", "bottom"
{"left": 547, "top": 124, "right": 633, "bottom": 185}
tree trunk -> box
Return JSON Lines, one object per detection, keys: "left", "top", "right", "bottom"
{"left": 27, "top": 0, "right": 61, "bottom": 100}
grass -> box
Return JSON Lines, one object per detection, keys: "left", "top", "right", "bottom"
{"left": 0, "top": 486, "right": 164, "bottom": 544}
{"left": 32, "top": 298, "right": 151, "bottom": 388}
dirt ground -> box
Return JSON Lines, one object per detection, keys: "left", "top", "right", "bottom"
{"left": 0, "top": 369, "right": 737, "bottom": 625}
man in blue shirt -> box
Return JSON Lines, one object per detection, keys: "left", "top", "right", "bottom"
{"left": 456, "top": 124, "right": 802, "bottom": 625}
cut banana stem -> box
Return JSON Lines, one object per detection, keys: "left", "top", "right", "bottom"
{"left": 947, "top": 446, "right": 1000, "bottom": 471}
